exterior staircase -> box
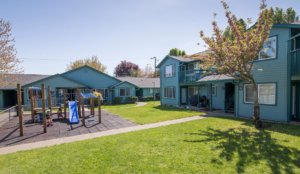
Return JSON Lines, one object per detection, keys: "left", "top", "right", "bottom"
{"left": 226, "top": 102, "right": 235, "bottom": 113}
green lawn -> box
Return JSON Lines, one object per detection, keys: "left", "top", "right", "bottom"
{"left": 107, "top": 101, "right": 205, "bottom": 124}
{"left": 1, "top": 117, "right": 300, "bottom": 173}
{"left": 92, "top": 103, "right": 138, "bottom": 109}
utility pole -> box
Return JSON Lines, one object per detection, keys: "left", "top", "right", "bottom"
{"left": 150, "top": 57, "right": 158, "bottom": 77}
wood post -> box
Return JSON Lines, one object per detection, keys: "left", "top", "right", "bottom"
{"left": 47, "top": 86, "right": 52, "bottom": 116}
{"left": 90, "top": 90, "right": 93, "bottom": 115}
{"left": 30, "top": 88, "right": 34, "bottom": 122}
{"left": 81, "top": 96, "right": 85, "bottom": 126}
{"left": 98, "top": 96, "right": 101, "bottom": 123}
{"left": 63, "top": 89, "right": 66, "bottom": 119}
{"left": 34, "top": 97, "right": 37, "bottom": 108}
{"left": 77, "top": 86, "right": 81, "bottom": 117}
{"left": 41, "top": 84, "right": 47, "bottom": 133}
{"left": 17, "top": 84, "right": 24, "bottom": 136}
{"left": 54, "top": 97, "right": 57, "bottom": 107}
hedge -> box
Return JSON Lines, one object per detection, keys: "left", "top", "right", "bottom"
{"left": 114, "top": 97, "right": 123, "bottom": 104}
{"left": 140, "top": 96, "right": 154, "bottom": 101}
{"left": 125, "top": 97, "right": 138, "bottom": 103}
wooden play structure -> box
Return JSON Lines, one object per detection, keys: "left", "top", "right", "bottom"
{"left": 17, "top": 84, "right": 102, "bottom": 136}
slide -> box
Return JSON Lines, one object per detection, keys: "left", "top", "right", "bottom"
{"left": 69, "top": 101, "right": 79, "bottom": 124}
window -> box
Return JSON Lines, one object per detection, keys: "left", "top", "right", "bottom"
{"left": 208, "top": 86, "right": 216, "bottom": 96}
{"left": 181, "top": 65, "right": 186, "bottom": 72}
{"left": 148, "top": 88, "right": 153, "bottom": 93}
{"left": 96, "top": 88, "right": 109, "bottom": 98}
{"left": 119, "top": 88, "right": 131, "bottom": 97}
{"left": 163, "top": 87, "right": 175, "bottom": 99}
{"left": 244, "top": 83, "right": 276, "bottom": 104}
{"left": 28, "top": 90, "right": 42, "bottom": 100}
{"left": 163, "top": 64, "right": 175, "bottom": 77}
{"left": 188, "top": 63, "right": 194, "bottom": 70}
{"left": 188, "top": 87, "right": 198, "bottom": 97}
{"left": 257, "top": 36, "right": 277, "bottom": 60}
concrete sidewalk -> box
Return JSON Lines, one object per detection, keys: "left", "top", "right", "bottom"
{"left": 0, "top": 115, "right": 205, "bottom": 155}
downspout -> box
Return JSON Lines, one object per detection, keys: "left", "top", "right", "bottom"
{"left": 210, "top": 83, "right": 212, "bottom": 112}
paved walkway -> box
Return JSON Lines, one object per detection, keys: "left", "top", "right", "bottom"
{"left": 0, "top": 110, "right": 137, "bottom": 149}
{"left": 0, "top": 115, "right": 205, "bottom": 155}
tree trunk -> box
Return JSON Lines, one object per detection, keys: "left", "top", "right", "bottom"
{"left": 252, "top": 83, "right": 262, "bottom": 128}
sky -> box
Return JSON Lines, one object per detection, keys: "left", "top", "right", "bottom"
{"left": 1, "top": 0, "right": 299, "bottom": 76}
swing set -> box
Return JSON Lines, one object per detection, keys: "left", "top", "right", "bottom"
{"left": 17, "top": 84, "right": 102, "bottom": 136}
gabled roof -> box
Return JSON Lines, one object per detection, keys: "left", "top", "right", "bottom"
{"left": 156, "top": 55, "right": 197, "bottom": 68}
{"left": 291, "top": 21, "right": 300, "bottom": 25}
{"left": 116, "top": 77, "right": 160, "bottom": 88}
{"left": 0, "top": 74, "right": 51, "bottom": 89}
{"left": 21, "top": 74, "right": 93, "bottom": 88}
{"left": 108, "top": 81, "right": 140, "bottom": 89}
{"left": 61, "top": 65, "right": 122, "bottom": 83}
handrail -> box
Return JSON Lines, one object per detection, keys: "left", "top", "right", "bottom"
{"left": 0, "top": 105, "right": 18, "bottom": 114}
{"left": 224, "top": 92, "right": 234, "bottom": 113}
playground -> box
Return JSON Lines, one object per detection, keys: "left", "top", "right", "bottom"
{"left": 0, "top": 84, "right": 137, "bottom": 147}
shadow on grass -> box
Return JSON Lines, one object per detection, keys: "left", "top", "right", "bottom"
{"left": 153, "top": 105, "right": 202, "bottom": 113}
{"left": 185, "top": 117, "right": 300, "bottom": 173}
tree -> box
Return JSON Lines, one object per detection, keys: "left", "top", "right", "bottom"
{"left": 0, "top": 19, "right": 23, "bottom": 86}
{"left": 114, "top": 60, "right": 140, "bottom": 77}
{"left": 223, "top": 18, "right": 246, "bottom": 41}
{"left": 268, "top": 7, "right": 297, "bottom": 23}
{"left": 169, "top": 48, "right": 187, "bottom": 56}
{"left": 66, "top": 55, "right": 107, "bottom": 73}
{"left": 187, "top": 0, "right": 273, "bottom": 127}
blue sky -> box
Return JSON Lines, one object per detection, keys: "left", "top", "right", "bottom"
{"left": 1, "top": 0, "right": 299, "bottom": 76}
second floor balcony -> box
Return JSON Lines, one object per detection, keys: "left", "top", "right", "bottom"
{"left": 178, "top": 70, "right": 204, "bottom": 83}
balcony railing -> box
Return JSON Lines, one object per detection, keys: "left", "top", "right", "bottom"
{"left": 290, "top": 49, "right": 300, "bottom": 75}
{"left": 178, "top": 70, "right": 205, "bottom": 83}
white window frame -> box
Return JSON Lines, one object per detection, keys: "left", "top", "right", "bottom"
{"left": 96, "top": 88, "right": 109, "bottom": 98}
{"left": 208, "top": 86, "right": 216, "bottom": 96}
{"left": 148, "top": 88, "right": 153, "bottom": 93}
{"left": 257, "top": 36, "right": 277, "bottom": 60}
{"left": 164, "top": 64, "right": 175, "bottom": 77}
{"left": 244, "top": 83, "right": 276, "bottom": 105}
{"left": 119, "top": 88, "right": 131, "bottom": 97}
{"left": 163, "top": 87, "right": 175, "bottom": 99}
{"left": 27, "top": 90, "right": 43, "bottom": 100}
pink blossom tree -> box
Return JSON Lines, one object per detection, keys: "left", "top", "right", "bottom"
{"left": 187, "top": 0, "right": 273, "bottom": 127}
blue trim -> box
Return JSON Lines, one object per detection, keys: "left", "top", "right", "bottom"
{"left": 156, "top": 55, "right": 198, "bottom": 68}
{"left": 109, "top": 81, "right": 140, "bottom": 89}
{"left": 21, "top": 74, "right": 93, "bottom": 88}
{"left": 61, "top": 65, "right": 122, "bottom": 83}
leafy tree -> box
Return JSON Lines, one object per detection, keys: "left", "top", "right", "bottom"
{"left": 66, "top": 55, "right": 107, "bottom": 73}
{"left": 169, "top": 48, "right": 187, "bottom": 56}
{"left": 268, "top": 7, "right": 297, "bottom": 23}
{"left": 0, "top": 19, "right": 23, "bottom": 86}
{"left": 187, "top": 1, "right": 273, "bottom": 127}
{"left": 114, "top": 60, "right": 140, "bottom": 77}
{"left": 223, "top": 18, "right": 246, "bottom": 41}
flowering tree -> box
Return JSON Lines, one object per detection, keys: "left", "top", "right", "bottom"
{"left": 187, "top": 0, "right": 273, "bottom": 127}
{"left": 114, "top": 60, "right": 140, "bottom": 77}
{"left": 0, "top": 19, "right": 23, "bottom": 86}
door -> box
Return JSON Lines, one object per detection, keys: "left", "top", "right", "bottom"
{"left": 181, "top": 88, "right": 187, "bottom": 104}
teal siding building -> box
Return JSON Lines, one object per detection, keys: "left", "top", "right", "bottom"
{"left": 0, "top": 66, "right": 160, "bottom": 108}
{"left": 157, "top": 22, "right": 300, "bottom": 123}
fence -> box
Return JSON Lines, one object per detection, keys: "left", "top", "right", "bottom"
{"left": 0, "top": 105, "right": 18, "bottom": 128}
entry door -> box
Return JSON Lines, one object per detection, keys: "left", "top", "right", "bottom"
{"left": 181, "top": 88, "right": 187, "bottom": 104}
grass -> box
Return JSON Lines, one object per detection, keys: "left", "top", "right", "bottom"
{"left": 107, "top": 101, "right": 205, "bottom": 124}
{"left": 1, "top": 117, "right": 300, "bottom": 173}
{"left": 92, "top": 103, "right": 138, "bottom": 109}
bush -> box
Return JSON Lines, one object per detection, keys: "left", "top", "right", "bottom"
{"left": 87, "top": 92, "right": 102, "bottom": 106}
{"left": 141, "top": 96, "right": 154, "bottom": 101}
{"left": 114, "top": 97, "right": 123, "bottom": 104}
{"left": 125, "top": 97, "right": 138, "bottom": 103}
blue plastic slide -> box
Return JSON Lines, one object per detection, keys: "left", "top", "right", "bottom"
{"left": 69, "top": 101, "right": 79, "bottom": 124}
